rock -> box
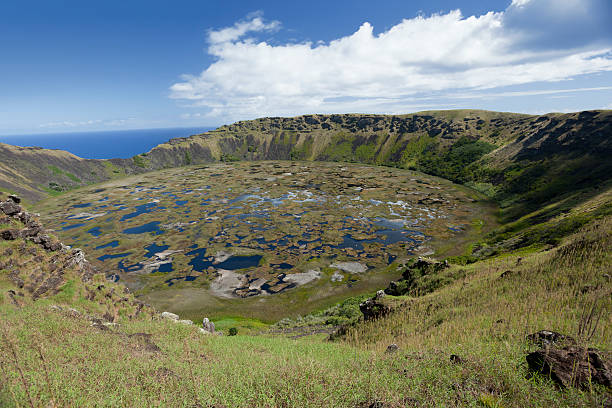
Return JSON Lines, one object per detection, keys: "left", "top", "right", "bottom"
{"left": 331, "top": 270, "right": 344, "bottom": 282}
{"left": 450, "top": 354, "right": 464, "bottom": 364}
{"left": 384, "top": 257, "right": 449, "bottom": 296}
{"left": 177, "top": 319, "right": 193, "bottom": 325}
{"left": 385, "top": 344, "right": 399, "bottom": 354}
{"left": 31, "top": 234, "right": 61, "bottom": 251}
{"left": 376, "top": 290, "right": 385, "bottom": 299}
{"left": 161, "top": 311, "right": 179, "bottom": 321}
{"left": 0, "top": 229, "right": 20, "bottom": 240}
{"left": 20, "top": 225, "right": 42, "bottom": 237}
{"left": 7, "top": 195, "right": 21, "bottom": 204}
{"left": 202, "top": 317, "right": 215, "bottom": 333}
{"left": 199, "top": 328, "right": 212, "bottom": 335}
{"left": 0, "top": 201, "right": 21, "bottom": 216}
{"left": 499, "top": 270, "right": 513, "bottom": 278}
{"left": 526, "top": 346, "right": 612, "bottom": 389}
{"left": 526, "top": 330, "right": 575, "bottom": 348}
{"left": 360, "top": 296, "right": 393, "bottom": 321}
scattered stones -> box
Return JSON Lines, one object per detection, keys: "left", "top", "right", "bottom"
{"left": 526, "top": 346, "right": 612, "bottom": 389}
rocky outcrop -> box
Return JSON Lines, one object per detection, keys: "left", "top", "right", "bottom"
{"left": 526, "top": 345, "right": 612, "bottom": 389}
{"left": 0, "top": 195, "right": 152, "bottom": 319}
{"left": 0, "top": 196, "right": 62, "bottom": 251}
{"left": 384, "top": 257, "right": 449, "bottom": 296}
{"left": 360, "top": 290, "right": 394, "bottom": 321}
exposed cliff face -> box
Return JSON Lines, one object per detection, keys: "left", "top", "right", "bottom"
{"left": 1, "top": 110, "right": 610, "bottom": 208}
{"left": 0, "top": 194, "right": 151, "bottom": 319}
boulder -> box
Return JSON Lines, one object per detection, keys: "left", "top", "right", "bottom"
{"left": 360, "top": 296, "right": 393, "bottom": 321}
{"left": 7, "top": 195, "right": 21, "bottom": 204}
{"left": 161, "top": 311, "right": 179, "bottom": 321}
{"left": 526, "top": 346, "right": 612, "bottom": 389}
{"left": 202, "top": 317, "right": 215, "bottom": 333}
{"left": 20, "top": 226, "right": 42, "bottom": 238}
{"left": 177, "top": 319, "right": 193, "bottom": 325}
{"left": 0, "top": 201, "right": 21, "bottom": 216}
{"left": 0, "top": 229, "right": 20, "bottom": 240}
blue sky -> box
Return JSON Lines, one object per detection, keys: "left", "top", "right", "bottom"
{"left": 1, "top": 0, "right": 611, "bottom": 135}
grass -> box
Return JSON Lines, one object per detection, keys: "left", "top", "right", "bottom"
{"left": 1, "top": 109, "right": 611, "bottom": 405}
{"left": 1, "top": 213, "right": 609, "bottom": 407}
{"left": 47, "top": 165, "right": 81, "bottom": 183}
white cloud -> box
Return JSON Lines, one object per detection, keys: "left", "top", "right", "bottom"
{"left": 170, "top": 1, "right": 612, "bottom": 122}
{"left": 510, "top": 0, "right": 532, "bottom": 7}
{"left": 207, "top": 14, "right": 280, "bottom": 45}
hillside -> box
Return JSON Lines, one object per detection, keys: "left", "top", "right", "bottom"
{"left": 1, "top": 110, "right": 611, "bottom": 406}
{"left": 2, "top": 109, "right": 610, "bottom": 260}
{"left": 1, "top": 193, "right": 610, "bottom": 407}
{"left": 3, "top": 110, "right": 610, "bottom": 205}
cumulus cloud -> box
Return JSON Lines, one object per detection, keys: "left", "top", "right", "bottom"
{"left": 170, "top": 1, "right": 612, "bottom": 121}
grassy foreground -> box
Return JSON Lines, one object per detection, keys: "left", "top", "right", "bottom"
{"left": 1, "top": 214, "right": 610, "bottom": 407}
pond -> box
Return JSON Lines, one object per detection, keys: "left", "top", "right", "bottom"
{"left": 36, "top": 161, "right": 488, "bottom": 315}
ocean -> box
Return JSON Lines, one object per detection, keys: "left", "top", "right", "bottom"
{"left": 0, "top": 127, "right": 214, "bottom": 159}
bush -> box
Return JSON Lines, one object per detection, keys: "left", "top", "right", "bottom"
{"left": 228, "top": 327, "right": 238, "bottom": 336}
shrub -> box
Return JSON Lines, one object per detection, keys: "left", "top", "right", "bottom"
{"left": 228, "top": 327, "right": 238, "bottom": 336}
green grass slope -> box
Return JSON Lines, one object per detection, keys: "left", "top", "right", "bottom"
{"left": 1, "top": 109, "right": 611, "bottom": 406}
{"left": 1, "top": 197, "right": 610, "bottom": 407}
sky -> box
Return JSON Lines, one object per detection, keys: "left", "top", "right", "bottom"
{"left": 1, "top": 0, "right": 611, "bottom": 135}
